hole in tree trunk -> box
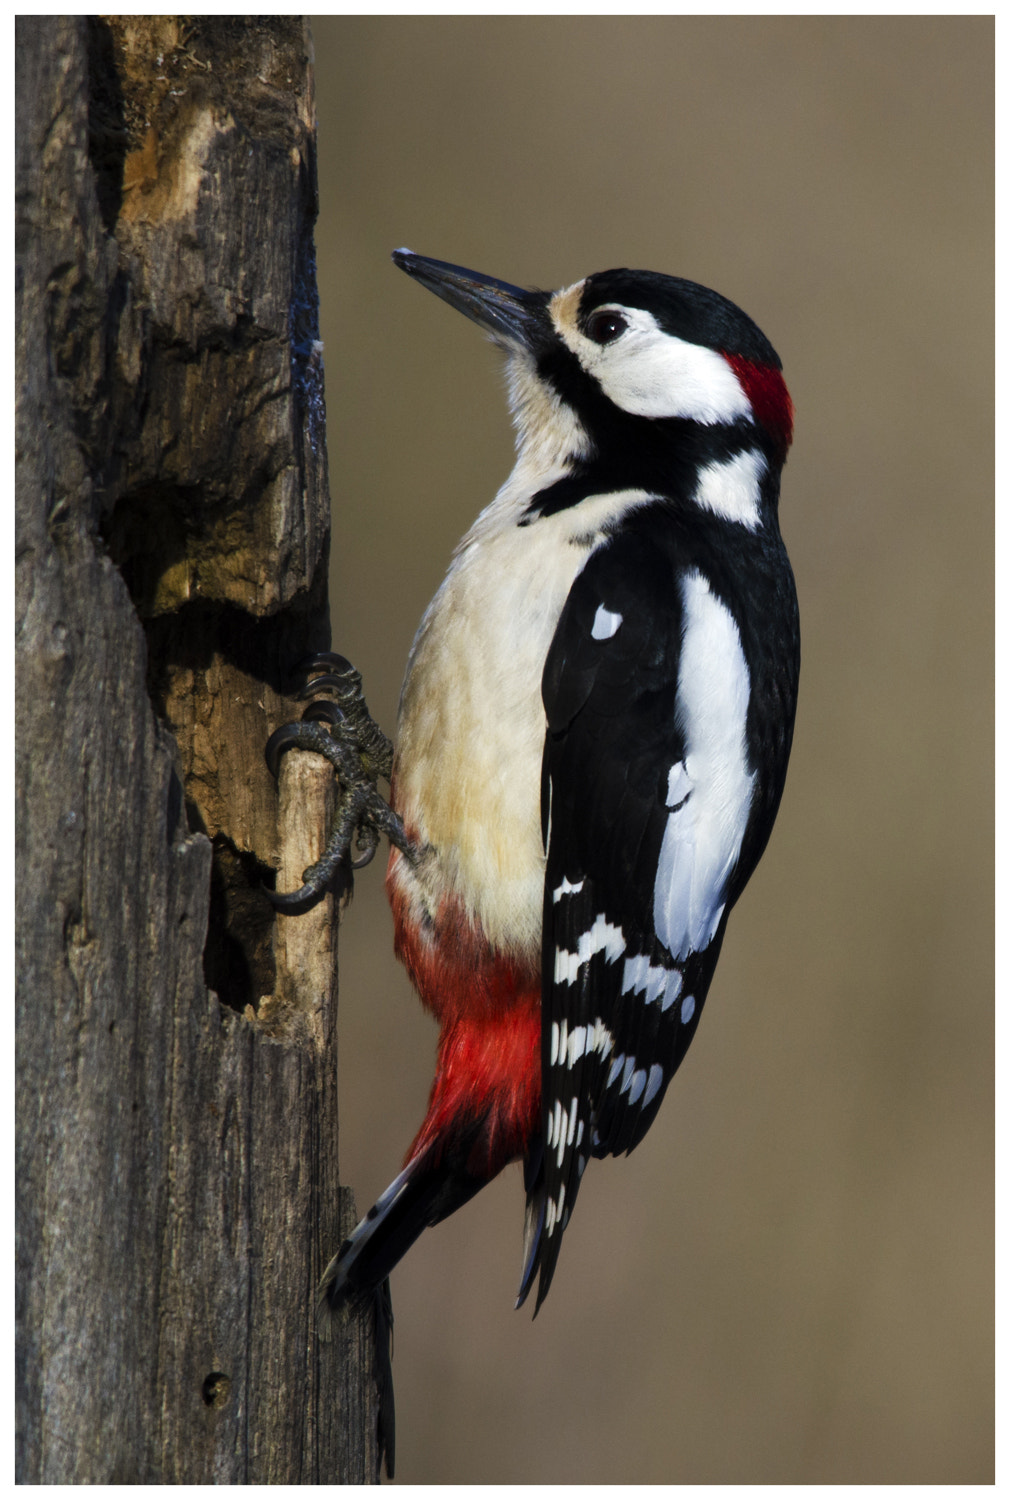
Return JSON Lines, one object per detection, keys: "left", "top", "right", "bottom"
{"left": 201, "top": 1372, "right": 231, "bottom": 1409}
{"left": 203, "top": 836, "right": 277, "bottom": 1014}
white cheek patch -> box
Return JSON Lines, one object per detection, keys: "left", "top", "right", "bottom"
{"left": 553, "top": 301, "right": 753, "bottom": 425}
{"left": 591, "top": 604, "right": 623, "bottom": 640}
{"left": 693, "top": 448, "right": 766, "bottom": 529}
{"left": 596, "top": 331, "right": 752, "bottom": 423}
{"left": 654, "top": 570, "right": 756, "bottom": 959}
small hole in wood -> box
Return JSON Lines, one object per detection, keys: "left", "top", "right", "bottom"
{"left": 201, "top": 1371, "right": 231, "bottom": 1408}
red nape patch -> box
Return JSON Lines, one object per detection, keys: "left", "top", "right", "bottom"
{"left": 723, "top": 353, "right": 794, "bottom": 457}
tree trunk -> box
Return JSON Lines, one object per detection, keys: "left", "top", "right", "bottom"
{"left": 15, "top": 17, "right": 384, "bottom": 1482}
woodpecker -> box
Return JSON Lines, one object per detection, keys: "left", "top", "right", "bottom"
{"left": 269, "top": 251, "right": 799, "bottom": 1322}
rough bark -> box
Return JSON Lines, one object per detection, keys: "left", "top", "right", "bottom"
{"left": 16, "top": 17, "right": 381, "bottom": 1482}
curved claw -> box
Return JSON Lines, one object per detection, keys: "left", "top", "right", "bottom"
{"left": 299, "top": 651, "right": 357, "bottom": 677}
{"left": 298, "top": 672, "right": 360, "bottom": 701}
{"left": 265, "top": 656, "right": 410, "bottom": 911}
{"left": 265, "top": 720, "right": 314, "bottom": 780}
{"left": 264, "top": 878, "right": 328, "bottom": 915}
{"left": 302, "top": 700, "right": 347, "bottom": 727}
{"left": 351, "top": 828, "right": 379, "bottom": 869}
{"left": 283, "top": 651, "right": 358, "bottom": 698}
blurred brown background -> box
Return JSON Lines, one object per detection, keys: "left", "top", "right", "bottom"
{"left": 310, "top": 17, "right": 992, "bottom": 1483}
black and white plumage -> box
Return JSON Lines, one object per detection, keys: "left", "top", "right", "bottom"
{"left": 302, "top": 252, "right": 799, "bottom": 1326}
{"left": 453, "top": 265, "right": 800, "bottom": 1310}
{"left": 524, "top": 473, "right": 798, "bottom": 1306}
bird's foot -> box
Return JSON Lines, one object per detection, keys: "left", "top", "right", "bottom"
{"left": 265, "top": 653, "right": 414, "bottom": 913}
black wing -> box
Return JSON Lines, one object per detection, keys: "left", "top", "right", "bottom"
{"left": 518, "top": 523, "right": 738, "bottom": 1313}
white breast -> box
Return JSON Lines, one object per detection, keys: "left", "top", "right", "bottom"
{"left": 394, "top": 481, "right": 655, "bottom": 957}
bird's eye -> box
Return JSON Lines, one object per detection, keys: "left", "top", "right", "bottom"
{"left": 585, "top": 309, "right": 628, "bottom": 345}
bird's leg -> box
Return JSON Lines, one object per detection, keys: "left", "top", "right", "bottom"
{"left": 265, "top": 653, "right": 417, "bottom": 913}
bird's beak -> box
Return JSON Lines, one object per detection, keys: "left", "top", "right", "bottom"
{"left": 392, "top": 249, "right": 548, "bottom": 352}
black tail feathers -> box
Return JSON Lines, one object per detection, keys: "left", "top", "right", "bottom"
{"left": 318, "top": 1160, "right": 448, "bottom": 1485}
{"left": 319, "top": 1130, "right": 491, "bottom": 1315}
{"left": 320, "top": 1160, "right": 430, "bottom": 1316}
{"left": 316, "top": 1127, "right": 503, "bottom": 1479}
{"left": 516, "top": 1136, "right": 571, "bottom": 1316}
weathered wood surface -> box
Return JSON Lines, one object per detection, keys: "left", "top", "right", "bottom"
{"left": 15, "top": 17, "right": 381, "bottom": 1482}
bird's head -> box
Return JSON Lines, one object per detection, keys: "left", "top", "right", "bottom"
{"left": 392, "top": 250, "right": 793, "bottom": 514}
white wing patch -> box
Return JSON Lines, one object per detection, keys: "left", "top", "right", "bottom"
{"left": 602, "top": 1053, "right": 666, "bottom": 1104}
{"left": 620, "top": 953, "right": 683, "bottom": 1011}
{"left": 654, "top": 569, "right": 756, "bottom": 959}
{"left": 643, "top": 1063, "right": 665, "bottom": 1107}
{"left": 665, "top": 761, "right": 693, "bottom": 810}
{"left": 693, "top": 448, "right": 766, "bottom": 530}
{"left": 591, "top": 604, "right": 623, "bottom": 640}
{"left": 553, "top": 913, "right": 626, "bottom": 984}
{"left": 550, "top": 1016, "right": 616, "bottom": 1068}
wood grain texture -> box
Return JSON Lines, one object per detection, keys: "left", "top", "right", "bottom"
{"left": 16, "top": 17, "right": 383, "bottom": 1482}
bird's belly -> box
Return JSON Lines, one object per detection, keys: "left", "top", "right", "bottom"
{"left": 391, "top": 525, "right": 590, "bottom": 959}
